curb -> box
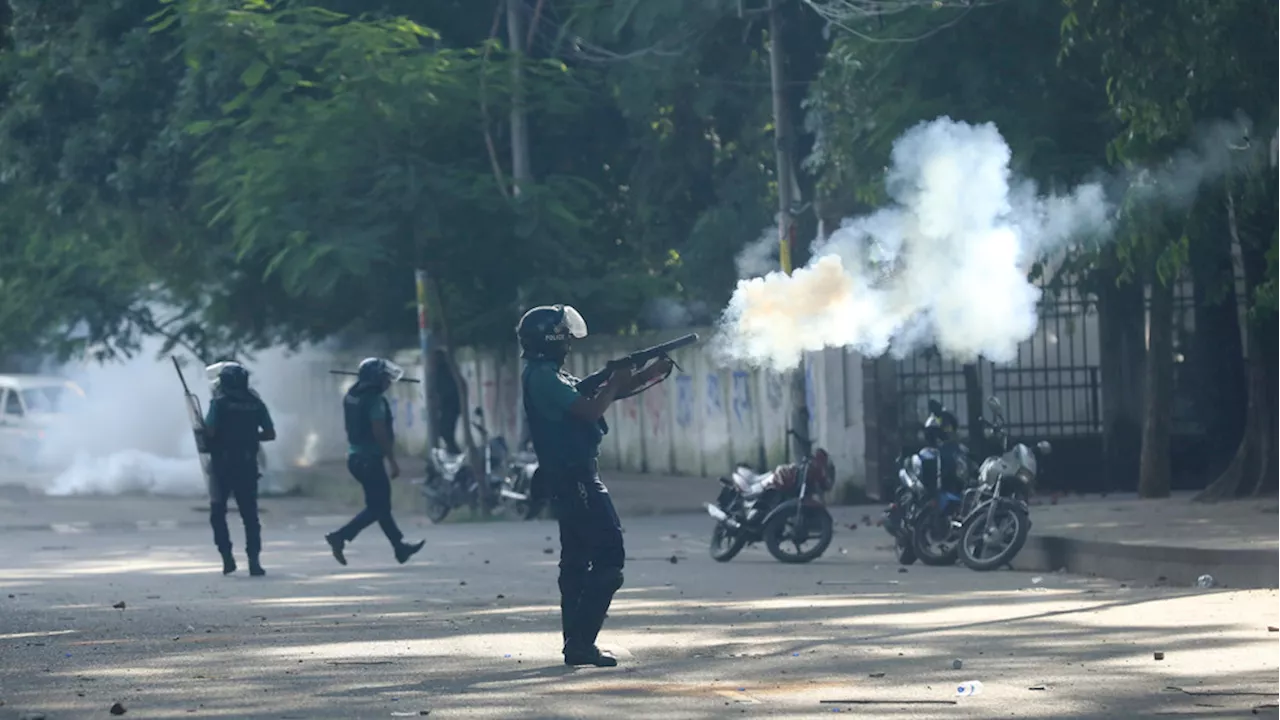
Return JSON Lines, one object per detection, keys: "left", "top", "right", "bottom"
{"left": 1012, "top": 535, "right": 1279, "bottom": 589}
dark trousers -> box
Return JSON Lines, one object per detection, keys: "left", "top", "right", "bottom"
{"left": 551, "top": 461, "right": 625, "bottom": 650}
{"left": 335, "top": 454, "right": 404, "bottom": 547}
{"left": 209, "top": 456, "right": 261, "bottom": 557}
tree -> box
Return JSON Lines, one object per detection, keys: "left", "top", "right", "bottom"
{"left": 1064, "top": 0, "right": 1279, "bottom": 498}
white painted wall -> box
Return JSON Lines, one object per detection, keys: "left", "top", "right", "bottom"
{"left": 274, "top": 331, "right": 872, "bottom": 493}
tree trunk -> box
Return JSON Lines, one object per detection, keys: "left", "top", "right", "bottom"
{"left": 1096, "top": 251, "right": 1145, "bottom": 492}
{"left": 1196, "top": 181, "right": 1278, "bottom": 501}
{"left": 1137, "top": 274, "right": 1174, "bottom": 499}
{"left": 1187, "top": 188, "right": 1247, "bottom": 477}
{"left": 506, "top": 0, "right": 531, "bottom": 197}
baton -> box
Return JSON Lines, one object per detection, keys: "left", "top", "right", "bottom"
{"left": 328, "top": 370, "right": 421, "bottom": 383}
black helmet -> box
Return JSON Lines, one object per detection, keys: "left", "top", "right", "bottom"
{"left": 356, "top": 357, "right": 405, "bottom": 389}
{"left": 207, "top": 361, "right": 250, "bottom": 394}
{"left": 516, "top": 304, "right": 587, "bottom": 362}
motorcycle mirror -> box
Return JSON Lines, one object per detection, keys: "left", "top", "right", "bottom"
{"left": 983, "top": 426, "right": 995, "bottom": 439}
{"left": 987, "top": 396, "right": 1003, "bottom": 414}
{"left": 1036, "top": 440, "right": 1053, "bottom": 455}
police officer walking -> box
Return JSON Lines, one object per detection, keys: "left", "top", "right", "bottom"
{"left": 517, "top": 305, "right": 673, "bottom": 667}
{"left": 203, "top": 362, "right": 276, "bottom": 577}
{"left": 325, "top": 358, "right": 425, "bottom": 566}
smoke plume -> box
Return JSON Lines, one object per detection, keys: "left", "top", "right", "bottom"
{"left": 20, "top": 337, "right": 331, "bottom": 496}
{"left": 716, "top": 117, "right": 1122, "bottom": 370}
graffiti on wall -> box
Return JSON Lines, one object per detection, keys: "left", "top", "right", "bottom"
{"left": 644, "top": 382, "right": 667, "bottom": 437}
{"left": 731, "top": 371, "right": 752, "bottom": 426}
{"left": 676, "top": 375, "right": 694, "bottom": 428}
{"left": 706, "top": 373, "right": 723, "bottom": 417}
{"left": 766, "top": 372, "right": 783, "bottom": 410}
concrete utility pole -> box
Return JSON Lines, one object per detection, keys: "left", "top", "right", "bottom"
{"left": 767, "top": 0, "right": 811, "bottom": 459}
{"left": 507, "top": 0, "right": 532, "bottom": 197}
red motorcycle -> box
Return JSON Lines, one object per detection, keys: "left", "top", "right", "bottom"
{"left": 705, "top": 431, "right": 836, "bottom": 564}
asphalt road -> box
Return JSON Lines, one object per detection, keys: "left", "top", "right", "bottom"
{"left": 0, "top": 510, "right": 1276, "bottom": 720}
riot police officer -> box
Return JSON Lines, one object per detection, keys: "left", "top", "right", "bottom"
{"left": 325, "top": 358, "right": 425, "bottom": 566}
{"left": 517, "top": 304, "right": 673, "bottom": 667}
{"left": 203, "top": 362, "right": 276, "bottom": 576}
{"left": 925, "top": 399, "right": 964, "bottom": 494}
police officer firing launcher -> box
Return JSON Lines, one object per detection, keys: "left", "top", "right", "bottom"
{"left": 202, "top": 362, "right": 276, "bottom": 577}
{"left": 517, "top": 304, "right": 680, "bottom": 668}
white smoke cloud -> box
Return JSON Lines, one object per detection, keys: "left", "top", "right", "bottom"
{"left": 22, "top": 336, "right": 332, "bottom": 496}
{"left": 715, "top": 117, "right": 1113, "bottom": 371}
{"left": 735, "top": 215, "right": 783, "bottom": 279}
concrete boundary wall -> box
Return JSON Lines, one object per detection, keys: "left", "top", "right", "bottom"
{"left": 277, "top": 332, "right": 870, "bottom": 494}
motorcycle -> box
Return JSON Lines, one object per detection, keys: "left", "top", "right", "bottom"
{"left": 705, "top": 429, "right": 836, "bottom": 565}
{"left": 420, "top": 407, "right": 521, "bottom": 523}
{"left": 881, "top": 423, "right": 930, "bottom": 566}
{"left": 958, "top": 397, "right": 1051, "bottom": 571}
{"left": 907, "top": 400, "right": 981, "bottom": 567}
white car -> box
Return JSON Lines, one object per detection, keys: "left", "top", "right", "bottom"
{"left": 0, "top": 374, "right": 87, "bottom": 470}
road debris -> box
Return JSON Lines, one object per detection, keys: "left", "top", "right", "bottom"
{"left": 543, "top": 548, "right": 554, "bottom": 554}
{"left": 669, "top": 555, "right": 679, "bottom": 564}
{"left": 109, "top": 702, "right": 127, "bottom": 715}
{"left": 1029, "top": 685, "right": 1047, "bottom": 691}
{"left": 1031, "top": 576, "right": 1043, "bottom": 584}
{"left": 1268, "top": 626, "right": 1278, "bottom": 632}
{"left": 326, "top": 660, "right": 394, "bottom": 666}
{"left": 1153, "top": 652, "right": 1165, "bottom": 661}
{"left": 868, "top": 672, "right": 885, "bottom": 678}
{"left": 112, "top": 601, "right": 126, "bottom": 610}
{"left": 1196, "top": 575, "right": 1216, "bottom": 588}
{"left": 955, "top": 681, "right": 982, "bottom": 696}
{"left": 952, "top": 659, "right": 963, "bottom": 670}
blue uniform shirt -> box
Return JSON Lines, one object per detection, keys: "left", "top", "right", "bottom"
{"left": 204, "top": 392, "right": 274, "bottom": 457}
{"left": 523, "top": 359, "right": 603, "bottom": 467}
{"left": 346, "top": 393, "right": 392, "bottom": 458}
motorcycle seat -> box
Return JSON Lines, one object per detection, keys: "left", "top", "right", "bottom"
{"left": 733, "top": 468, "right": 775, "bottom": 498}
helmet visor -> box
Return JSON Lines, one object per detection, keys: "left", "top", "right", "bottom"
{"left": 562, "top": 305, "right": 588, "bottom": 338}
{"left": 382, "top": 360, "right": 406, "bottom": 384}
{"left": 205, "top": 362, "right": 231, "bottom": 382}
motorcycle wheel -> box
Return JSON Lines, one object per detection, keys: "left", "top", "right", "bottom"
{"left": 421, "top": 480, "right": 452, "bottom": 524}
{"left": 895, "top": 535, "right": 917, "bottom": 566}
{"left": 763, "top": 505, "right": 833, "bottom": 564}
{"left": 911, "top": 506, "right": 959, "bottom": 566}
{"left": 710, "top": 523, "right": 747, "bottom": 562}
{"left": 959, "top": 499, "right": 1030, "bottom": 571}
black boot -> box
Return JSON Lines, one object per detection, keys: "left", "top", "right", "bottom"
{"left": 563, "top": 643, "right": 618, "bottom": 667}
{"left": 248, "top": 555, "right": 266, "bottom": 577}
{"left": 325, "top": 533, "right": 348, "bottom": 566}
{"left": 394, "top": 539, "right": 425, "bottom": 564}
{"left": 221, "top": 551, "right": 237, "bottom": 575}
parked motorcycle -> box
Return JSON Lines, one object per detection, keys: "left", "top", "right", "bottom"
{"left": 958, "top": 397, "right": 1051, "bottom": 571}
{"left": 705, "top": 430, "right": 836, "bottom": 564}
{"left": 907, "top": 400, "right": 981, "bottom": 567}
{"left": 881, "top": 423, "right": 930, "bottom": 566}
{"left": 420, "top": 407, "right": 520, "bottom": 523}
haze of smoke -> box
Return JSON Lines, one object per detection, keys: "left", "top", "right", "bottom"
{"left": 735, "top": 214, "right": 783, "bottom": 279}
{"left": 715, "top": 117, "right": 1113, "bottom": 371}
{"left": 34, "top": 336, "right": 330, "bottom": 496}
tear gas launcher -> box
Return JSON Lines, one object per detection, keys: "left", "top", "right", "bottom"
{"left": 576, "top": 332, "right": 699, "bottom": 399}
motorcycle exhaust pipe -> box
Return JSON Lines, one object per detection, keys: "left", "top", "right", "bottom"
{"left": 705, "top": 503, "right": 742, "bottom": 530}
{"left": 499, "top": 488, "right": 529, "bottom": 502}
